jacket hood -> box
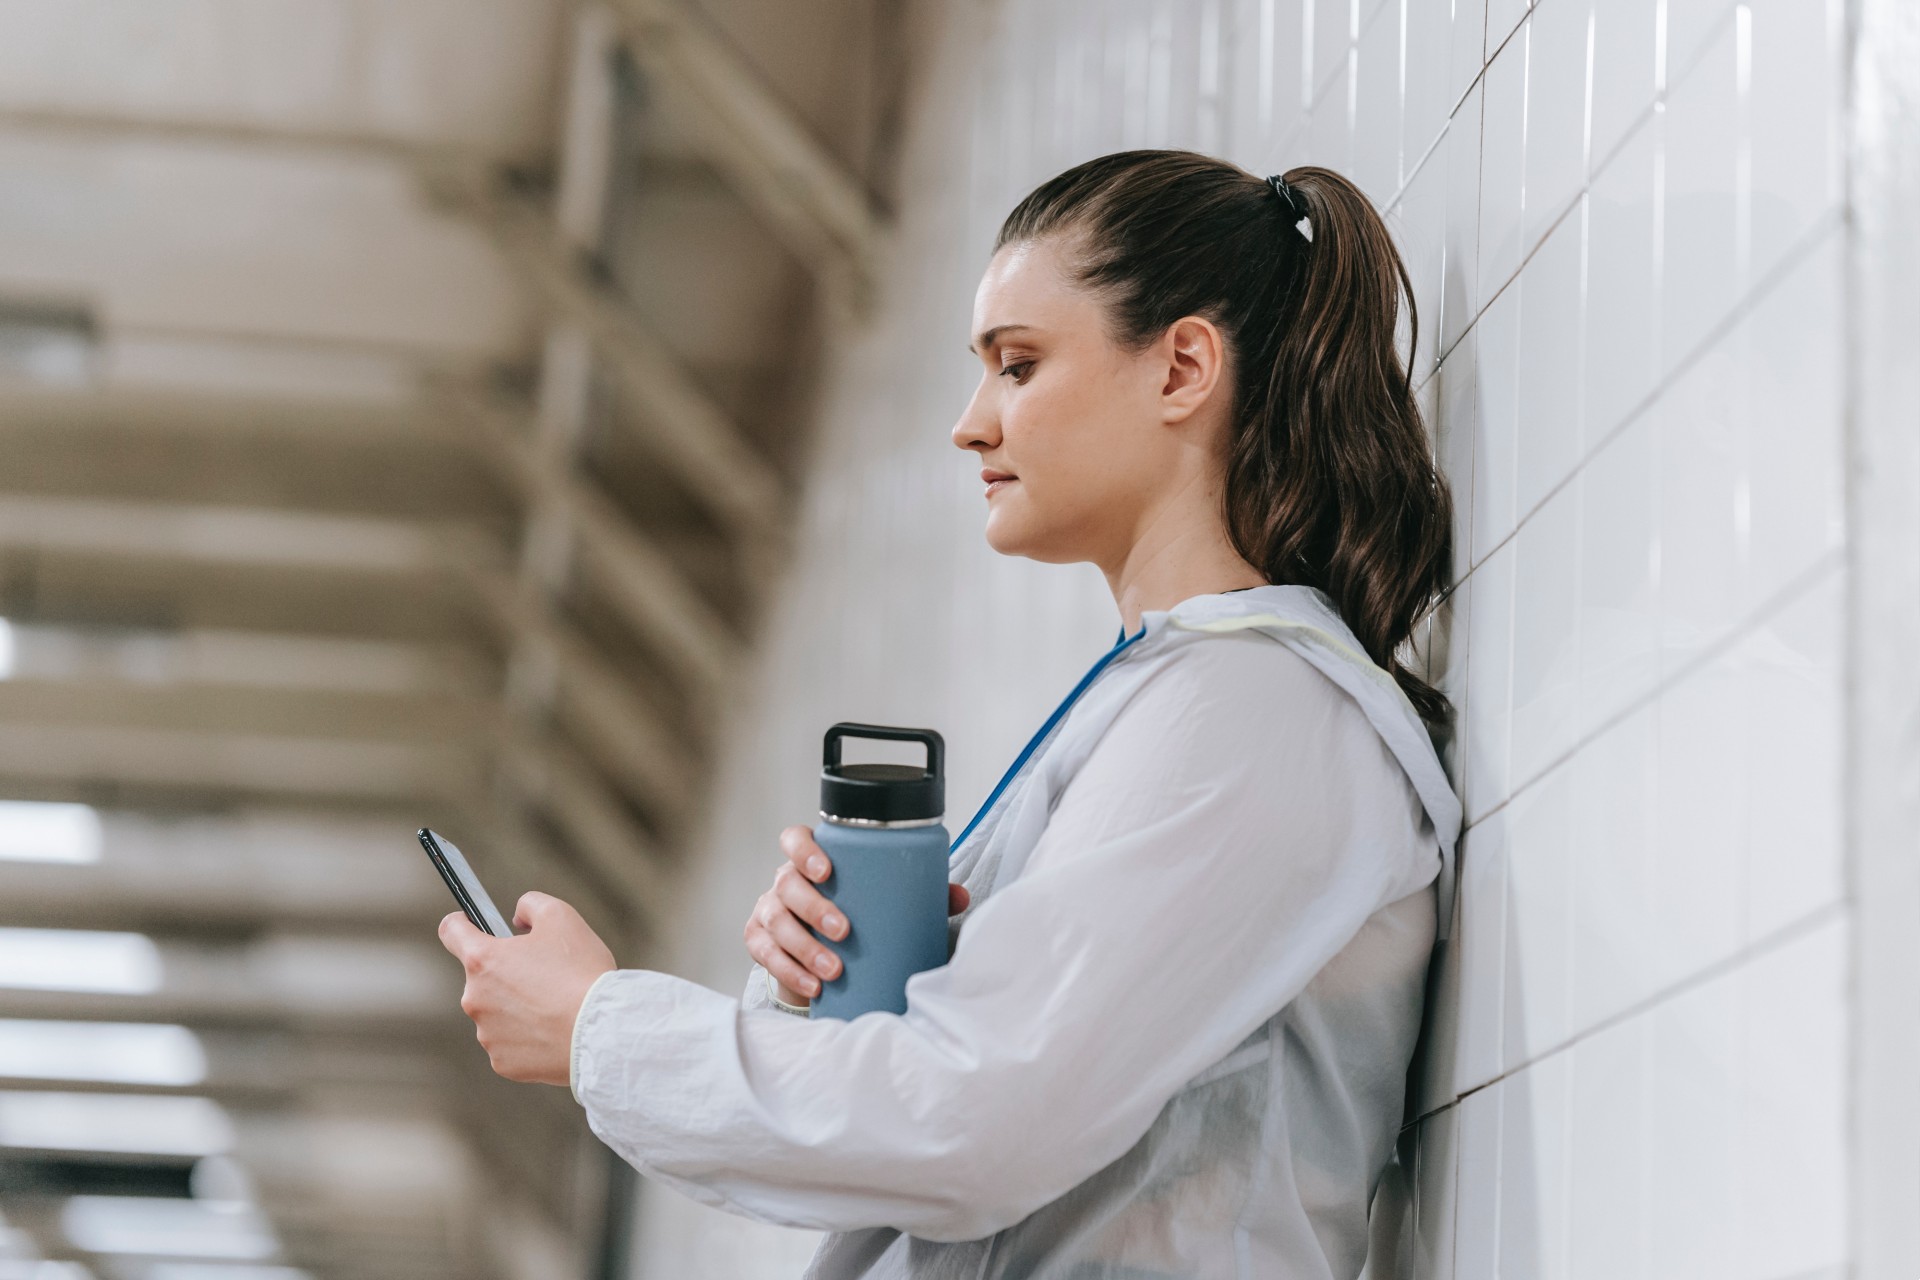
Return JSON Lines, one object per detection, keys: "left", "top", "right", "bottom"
{"left": 1140, "top": 584, "right": 1461, "bottom": 940}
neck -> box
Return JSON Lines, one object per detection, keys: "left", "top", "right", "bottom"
{"left": 1104, "top": 479, "right": 1267, "bottom": 632}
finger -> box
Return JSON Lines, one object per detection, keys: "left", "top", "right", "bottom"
{"left": 514, "top": 890, "right": 566, "bottom": 931}
{"left": 948, "top": 883, "right": 970, "bottom": 915}
{"left": 779, "top": 825, "right": 831, "bottom": 882}
{"left": 774, "top": 864, "right": 846, "bottom": 941}
{"left": 438, "top": 912, "right": 487, "bottom": 964}
{"left": 748, "top": 927, "right": 822, "bottom": 998}
{"left": 767, "top": 906, "right": 842, "bottom": 982}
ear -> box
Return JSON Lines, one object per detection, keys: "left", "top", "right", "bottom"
{"left": 1158, "top": 315, "right": 1228, "bottom": 427}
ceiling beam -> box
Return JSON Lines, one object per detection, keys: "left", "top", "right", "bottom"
{"left": 495, "top": 734, "right": 670, "bottom": 945}
{"left": 609, "top": 0, "right": 881, "bottom": 291}
{"left": 441, "top": 182, "right": 789, "bottom": 540}
{"left": 446, "top": 385, "right": 739, "bottom": 694}
{"left": 0, "top": 492, "right": 478, "bottom": 577}
{"left": 0, "top": 384, "right": 430, "bottom": 443}
{"left": 466, "top": 568, "right": 695, "bottom": 820}
{"left": 0, "top": 105, "right": 503, "bottom": 174}
{"left": 0, "top": 677, "right": 484, "bottom": 743}
{"left": 0, "top": 720, "right": 467, "bottom": 804}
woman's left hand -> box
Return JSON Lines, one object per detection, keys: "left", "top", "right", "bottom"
{"left": 439, "top": 891, "right": 617, "bottom": 1086}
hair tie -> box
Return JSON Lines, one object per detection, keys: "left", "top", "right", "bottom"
{"left": 1265, "top": 174, "right": 1313, "bottom": 241}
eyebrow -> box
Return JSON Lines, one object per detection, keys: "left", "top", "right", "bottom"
{"left": 966, "top": 323, "right": 1037, "bottom": 356}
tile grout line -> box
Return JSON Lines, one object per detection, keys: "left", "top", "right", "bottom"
{"left": 1457, "top": 205, "right": 1845, "bottom": 585}
{"left": 1461, "top": 542, "right": 1845, "bottom": 833}
{"left": 1408, "top": 896, "right": 1849, "bottom": 1131}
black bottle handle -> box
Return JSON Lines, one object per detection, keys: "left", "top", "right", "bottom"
{"left": 824, "top": 722, "right": 944, "bottom": 781}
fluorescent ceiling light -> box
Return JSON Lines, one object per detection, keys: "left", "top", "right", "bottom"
{"left": 0, "top": 929, "right": 162, "bottom": 994}
{"left": 0, "top": 1093, "right": 233, "bottom": 1157}
{"left": 139, "top": 1268, "right": 310, "bottom": 1280}
{"left": 61, "top": 1198, "right": 276, "bottom": 1262}
{"left": 0, "top": 1020, "right": 205, "bottom": 1087}
{"left": 0, "top": 801, "right": 103, "bottom": 864}
{"left": 0, "top": 300, "right": 97, "bottom": 387}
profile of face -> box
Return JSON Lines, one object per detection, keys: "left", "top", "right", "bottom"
{"left": 951, "top": 236, "right": 1232, "bottom": 574}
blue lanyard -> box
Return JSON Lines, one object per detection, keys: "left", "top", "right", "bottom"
{"left": 949, "top": 621, "right": 1149, "bottom": 853}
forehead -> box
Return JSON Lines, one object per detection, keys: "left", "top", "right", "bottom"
{"left": 971, "top": 237, "right": 1086, "bottom": 337}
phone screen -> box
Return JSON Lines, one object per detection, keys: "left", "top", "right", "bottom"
{"left": 417, "top": 828, "right": 516, "bottom": 937}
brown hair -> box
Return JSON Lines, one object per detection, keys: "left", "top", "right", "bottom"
{"left": 995, "top": 150, "right": 1454, "bottom": 724}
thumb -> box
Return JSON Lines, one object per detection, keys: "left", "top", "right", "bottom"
{"left": 948, "top": 882, "right": 970, "bottom": 915}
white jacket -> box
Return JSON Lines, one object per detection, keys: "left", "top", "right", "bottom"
{"left": 569, "top": 583, "right": 1461, "bottom": 1279}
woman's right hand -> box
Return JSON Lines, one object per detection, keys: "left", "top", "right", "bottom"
{"left": 745, "top": 824, "right": 971, "bottom": 1008}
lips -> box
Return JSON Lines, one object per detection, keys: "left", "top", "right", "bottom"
{"left": 980, "top": 468, "right": 1017, "bottom": 498}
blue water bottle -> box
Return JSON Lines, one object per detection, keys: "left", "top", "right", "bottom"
{"left": 808, "top": 723, "right": 951, "bottom": 1020}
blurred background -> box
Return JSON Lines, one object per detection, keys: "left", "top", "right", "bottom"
{"left": 0, "top": 1, "right": 1914, "bottom": 1279}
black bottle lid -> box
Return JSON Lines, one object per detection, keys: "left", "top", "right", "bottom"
{"left": 820, "top": 722, "right": 945, "bottom": 823}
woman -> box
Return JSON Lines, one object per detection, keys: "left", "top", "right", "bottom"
{"left": 442, "top": 151, "right": 1461, "bottom": 1280}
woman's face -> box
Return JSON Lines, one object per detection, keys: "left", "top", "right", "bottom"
{"left": 953, "top": 236, "right": 1220, "bottom": 569}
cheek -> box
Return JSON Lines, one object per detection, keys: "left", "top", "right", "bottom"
{"left": 1005, "top": 383, "right": 1106, "bottom": 496}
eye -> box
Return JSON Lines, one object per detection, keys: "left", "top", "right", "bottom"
{"left": 999, "top": 361, "right": 1035, "bottom": 383}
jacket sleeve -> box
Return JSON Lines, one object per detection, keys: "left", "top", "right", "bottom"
{"left": 568, "top": 635, "right": 1437, "bottom": 1240}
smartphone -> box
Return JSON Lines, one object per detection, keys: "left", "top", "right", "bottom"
{"left": 418, "top": 828, "right": 517, "bottom": 937}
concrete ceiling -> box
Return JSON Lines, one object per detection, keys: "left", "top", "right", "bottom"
{"left": 0, "top": 0, "right": 902, "bottom": 1276}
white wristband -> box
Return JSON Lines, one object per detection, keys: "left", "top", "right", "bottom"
{"left": 764, "top": 967, "right": 812, "bottom": 1017}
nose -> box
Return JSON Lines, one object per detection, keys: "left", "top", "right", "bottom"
{"left": 951, "top": 376, "right": 1002, "bottom": 454}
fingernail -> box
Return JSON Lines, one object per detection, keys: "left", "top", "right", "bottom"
{"left": 805, "top": 978, "right": 820, "bottom": 995}
{"left": 823, "top": 913, "right": 844, "bottom": 937}
{"left": 813, "top": 953, "right": 836, "bottom": 976}
{"left": 808, "top": 857, "right": 827, "bottom": 878}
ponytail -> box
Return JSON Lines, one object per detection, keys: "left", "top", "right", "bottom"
{"left": 995, "top": 152, "right": 1454, "bottom": 723}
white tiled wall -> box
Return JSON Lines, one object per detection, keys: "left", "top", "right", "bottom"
{"left": 637, "top": 0, "right": 1852, "bottom": 1274}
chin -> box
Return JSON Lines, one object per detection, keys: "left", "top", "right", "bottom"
{"left": 982, "top": 511, "right": 1082, "bottom": 565}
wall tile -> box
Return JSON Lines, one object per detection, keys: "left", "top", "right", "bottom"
{"left": 1440, "top": 80, "right": 1483, "bottom": 356}
{"left": 1454, "top": 805, "right": 1508, "bottom": 1091}
{"left": 1306, "top": 56, "right": 1358, "bottom": 169}
{"left": 1437, "top": 325, "right": 1478, "bottom": 581}
{"left": 1462, "top": 536, "right": 1515, "bottom": 822}
{"left": 1646, "top": 962, "right": 1741, "bottom": 1280}
{"left": 1575, "top": 408, "right": 1659, "bottom": 732}
{"left": 1404, "top": 0, "right": 1454, "bottom": 180}
{"left": 1503, "top": 765, "right": 1572, "bottom": 1068}
{"left": 1314, "top": 0, "right": 1359, "bottom": 97}
{"left": 1428, "top": 573, "right": 1471, "bottom": 794}
{"left": 1397, "top": 124, "right": 1451, "bottom": 383}
{"left": 1510, "top": 479, "right": 1580, "bottom": 785}
{"left": 1485, "top": 0, "right": 1529, "bottom": 61}
{"left": 1447, "top": 0, "right": 1490, "bottom": 109}
{"left": 1354, "top": 0, "right": 1406, "bottom": 201}
{"left": 1744, "top": 230, "right": 1844, "bottom": 608}
{"left": 1650, "top": 650, "right": 1746, "bottom": 993}
{"left": 1514, "top": 202, "right": 1586, "bottom": 522}
{"left": 1746, "top": 0, "right": 1841, "bottom": 283}
{"left": 1735, "top": 917, "right": 1848, "bottom": 1277}
{"left": 1414, "top": 1104, "right": 1461, "bottom": 1280}
{"left": 1499, "top": 1050, "right": 1571, "bottom": 1280}
{"left": 1567, "top": 1017, "right": 1648, "bottom": 1280}
{"left": 1654, "top": 341, "right": 1745, "bottom": 670}
{"left": 1469, "top": 277, "right": 1520, "bottom": 559}
{"left": 1455, "top": 1082, "right": 1502, "bottom": 1279}
{"left": 1568, "top": 703, "right": 1658, "bottom": 1033}
{"left": 1737, "top": 569, "right": 1843, "bottom": 942}
{"left": 1658, "top": 17, "right": 1741, "bottom": 375}
{"left": 1663, "top": 0, "right": 1741, "bottom": 91}
{"left": 1475, "top": 25, "right": 1527, "bottom": 301}
{"left": 1520, "top": 0, "right": 1592, "bottom": 252}
{"left": 1588, "top": 0, "right": 1657, "bottom": 171}
{"left": 1582, "top": 113, "right": 1660, "bottom": 441}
